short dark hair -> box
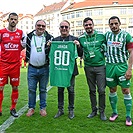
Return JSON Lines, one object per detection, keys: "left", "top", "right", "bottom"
{"left": 8, "top": 12, "right": 18, "bottom": 19}
{"left": 83, "top": 17, "right": 94, "bottom": 25}
{"left": 108, "top": 16, "right": 121, "bottom": 24}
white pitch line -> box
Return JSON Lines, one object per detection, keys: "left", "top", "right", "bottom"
{"left": 0, "top": 86, "right": 53, "bottom": 133}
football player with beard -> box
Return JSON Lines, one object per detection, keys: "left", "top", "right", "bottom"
{"left": 105, "top": 16, "right": 133, "bottom": 126}
{"left": 0, "top": 12, "right": 26, "bottom": 117}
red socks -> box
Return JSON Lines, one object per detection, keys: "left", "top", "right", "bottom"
{"left": 10, "top": 89, "right": 19, "bottom": 110}
{"left": 0, "top": 90, "right": 4, "bottom": 112}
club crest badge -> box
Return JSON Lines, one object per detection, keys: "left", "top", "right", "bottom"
{"left": 10, "top": 36, "right": 14, "bottom": 40}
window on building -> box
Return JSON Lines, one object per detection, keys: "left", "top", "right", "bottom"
{"left": 129, "top": 18, "right": 133, "bottom": 24}
{"left": 128, "top": 8, "right": 133, "bottom": 14}
{"left": 26, "top": 21, "right": 28, "bottom": 24}
{"left": 51, "top": 19, "right": 54, "bottom": 24}
{"left": 71, "top": 21, "right": 74, "bottom": 27}
{"left": 84, "top": 10, "right": 92, "bottom": 16}
{"left": 71, "top": 12, "right": 75, "bottom": 18}
{"left": 104, "top": 8, "right": 119, "bottom": 15}
{"left": 76, "top": 11, "right": 83, "bottom": 18}
{"left": 95, "top": 28, "right": 103, "bottom": 32}
{"left": 93, "top": 9, "right": 103, "bottom": 16}
{"left": 62, "top": 15, "right": 66, "bottom": 20}
{"left": 58, "top": 19, "right": 60, "bottom": 23}
{"left": 95, "top": 19, "right": 103, "bottom": 25}
{"left": 121, "top": 18, "right": 126, "bottom": 24}
{"left": 120, "top": 8, "right": 126, "bottom": 15}
{"left": 76, "top": 21, "right": 82, "bottom": 26}
{"left": 76, "top": 29, "right": 84, "bottom": 36}
{"left": 66, "top": 14, "right": 70, "bottom": 19}
{"left": 128, "top": 27, "right": 133, "bottom": 36}
{"left": 71, "top": 30, "right": 74, "bottom": 36}
{"left": 105, "top": 19, "right": 109, "bottom": 24}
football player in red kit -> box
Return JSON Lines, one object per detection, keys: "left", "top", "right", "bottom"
{"left": 0, "top": 12, "right": 26, "bottom": 117}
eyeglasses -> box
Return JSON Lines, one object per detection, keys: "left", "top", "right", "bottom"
{"left": 109, "top": 23, "right": 119, "bottom": 26}
{"left": 60, "top": 26, "right": 69, "bottom": 29}
{"left": 36, "top": 24, "right": 46, "bottom": 28}
{"left": 84, "top": 24, "right": 93, "bottom": 27}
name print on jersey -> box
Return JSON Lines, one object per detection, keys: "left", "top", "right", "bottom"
{"left": 57, "top": 44, "right": 68, "bottom": 49}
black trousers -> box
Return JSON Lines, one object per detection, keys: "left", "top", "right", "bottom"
{"left": 57, "top": 75, "right": 75, "bottom": 111}
{"left": 84, "top": 65, "right": 106, "bottom": 113}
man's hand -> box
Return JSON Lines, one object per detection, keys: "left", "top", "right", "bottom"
{"left": 47, "top": 40, "right": 52, "bottom": 46}
{"left": 73, "top": 40, "right": 80, "bottom": 47}
{"left": 125, "top": 69, "right": 132, "bottom": 80}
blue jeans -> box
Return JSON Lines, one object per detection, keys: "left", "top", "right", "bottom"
{"left": 28, "top": 65, "right": 49, "bottom": 110}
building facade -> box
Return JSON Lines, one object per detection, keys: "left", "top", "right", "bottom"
{"left": 0, "top": 0, "right": 133, "bottom": 37}
{"left": 34, "top": 0, "right": 68, "bottom": 37}
{"left": 61, "top": 0, "right": 133, "bottom": 37}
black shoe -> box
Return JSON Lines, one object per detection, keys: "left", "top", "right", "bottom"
{"left": 100, "top": 112, "right": 107, "bottom": 121}
{"left": 87, "top": 111, "right": 97, "bottom": 118}
{"left": 54, "top": 110, "right": 64, "bottom": 118}
{"left": 10, "top": 109, "right": 18, "bottom": 117}
{"left": 0, "top": 112, "right": 2, "bottom": 116}
{"left": 69, "top": 111, "right": 74, "bottom": 119}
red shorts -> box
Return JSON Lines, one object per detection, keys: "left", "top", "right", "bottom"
{"left": 0, "top": 61, "right": 20, "bottom": 86}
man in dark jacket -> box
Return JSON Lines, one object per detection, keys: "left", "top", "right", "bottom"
{"left": 51, "top": 20, "right": 83, "bottom": 119}
{"left": 25, "top": 19, "right": 53, "bottom": 117}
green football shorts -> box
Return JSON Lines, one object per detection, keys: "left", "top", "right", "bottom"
{"left": 106, "top": 63, "right": 130, "bottom": 88}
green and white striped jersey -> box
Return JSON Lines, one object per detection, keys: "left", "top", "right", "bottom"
{"left": 105, "top": 30, "right": 133, "bottom": 63}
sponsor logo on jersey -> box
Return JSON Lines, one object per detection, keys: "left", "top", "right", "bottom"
{"left": 11, "top": 78, "right": 19, "bottom": 81}
{"left": 15, "top": 35, "right": 21, "bottom": 38}
{"left": 3, "top": 33, "right": 9, "bottom": 37}
{"left": 107, "top": 41, "right": 122, "bottom": 48}
{"left": 84, "top": 41, "right": 98, "bottom": 45}
{"left": 106, "top": 77, "right": 114, "bottom": 81}
{"left": 4, "top": 43, "right": 19, "bottom": 50}
{"left": 127, "top": 83, "right": 130, "bottom": 86}
{"left": 119, "top": 76, "right": 126, "bottom": 81}
{"left": 55, "top": 67, "right": 68, "bottom": 71}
